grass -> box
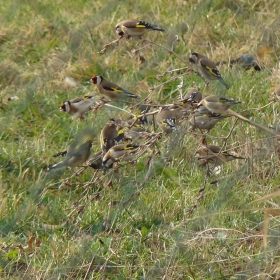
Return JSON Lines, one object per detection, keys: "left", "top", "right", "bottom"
{"left": 1, "top": 0, "right": 280, "bottom": 279}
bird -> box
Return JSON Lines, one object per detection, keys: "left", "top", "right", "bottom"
{"left": 234, "top": 54, "right": 261, "bottom": 71}
{"left": 179, "top": 88, "right": 203, "bottom": 109}
{"left": 190, "top": 114, "right": 225, "bottom": 132}
{"left": 195, "top": 144, "right": 245, "bottom": 167}
{"left": 100, "top": 119, "right": 125, "bottom": 152}
{"left": 183, "top": 87, "right": 203, "bottom": 101}
{"left": 196, "top": 95, "right": 242, "bottom": 115}
{"left": 48, "top": 129, "right": 94, "bottom": 170}
{"left": 156, "top": 107, "right": 181, "bottom": 134}
{"left": 124, "top": 125, "right": 150, "bottom": 142}
{"left": 115, "top": 19, "right": 165, "bottom": 39}
{"left": 117, "top": 119, "right": 150, "bottom": 142}
{"left": 127, "top": 104, "right": 150, "bottom": 125}
{"left": 102, "top": 143, "right": 140, "bottom": 168}
{"left": 189, "top": 52, "right": 229, "bottom": 89}
{"left": 89, "top": 151, "right": 104, "bottom": 169}
{"left": 89, "top": 75, "right": 139, "bottom": 101}
{"left": 59, "top": 96, "right": 95, "bottom": 119}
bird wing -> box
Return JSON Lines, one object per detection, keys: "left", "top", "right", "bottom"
{"left": 103, "top": 81, "right": 126, "bottom": 93}
{"left": 200, "top": 58, "right": 222, "bottom": 78}
{"left": 71, "top": 97, "right": 84, "bottom": 104}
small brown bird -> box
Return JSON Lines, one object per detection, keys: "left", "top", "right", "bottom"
{"left": 102, "top": 143, "right": 139, "bottom": 168}
{"left": 189, "top": 52, "right": 229, "bottom": 89}
{"left": 117, "top": 119, "right": 150, "bottom": 142}
{"left": 156, "top": 107, "right": 181, "bottom": 134}
{"left": 180, "top": 88, "right": 203, "bottom": 110}
{"left": 183, "top": 87, "right": 203, "bottom": 102}
{"left": 190, "top": 114, "right": 225, "bottom": 132}
{"left": 89, "top": 151, "right": 104, "bottom": 169}
{"left": 89, "top": 75, "right": 139, "bottom": 101}
{"left": 197, "top": 95, "right": 242, "bottom": 115}
{"left": 115, "top": 19, "right": 165, "bottom": 39}
{"left": 48, "top": 129, "right": 94, "bottom": 170}
{"left": 100, "top": 119, "right": 125, "bottom": 152}
{"left": 195, "top": 144, "right": 245, "bottom": 167}
{"left": 60, "top": 96, "right": 95, "bottom": 119}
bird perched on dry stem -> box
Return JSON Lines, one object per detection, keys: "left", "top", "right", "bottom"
{"left": 102, "top": 143, "right": 140, "bottom": 168}
{"left": 156, "top": 107, "right": 182, "bottom": 134}
{"left": 89, "top": 75, "right": 139, "bottom": 101}
{"left": 197, "top": 95, "right": 242, "bottom": 115}
{"left": 195, "top": 144, "right": 245, "bottom": 167}
{"left": 60, "top": 96, "right": 95, "bottom": 119}
{"left": 179, "top": 87, "right": 203, "bottom": 110}
{"left": 116, "top": 119, "right": 150, "bottom": 142}
{"left": 127, "top": 104, "right": 150, "bottom": 125}
{"left": 190, "top": 114, "right": 225, "bottom": 132}
{"left": 183, "top": 87, "right": 203, "bottom": 102}
{"left": 89, "top": 151, "right": 104, "bottom": 169}
{"left": 115, "top": 19, "right": 165, "bottom": 39}
{"left": 48, "top": 129, "right": 94, "bottom": 170}
{"left": 189, "top": 52, "right": 229, "bottom": 89}
{"left": 100, "top": 119, "right": 125, "bottom": 152}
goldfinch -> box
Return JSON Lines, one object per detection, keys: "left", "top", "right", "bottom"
{"left": 156, "top": 107, "right": 180, "bottom": 134}
{"left": 180, "top": 88, "right": 203, "bottom": 109}
{"left": 89, "top": 151, "right": 104, "bottom": 169}
{"left": 195, "top": 144, "right": 245, "bottom": 167}
{"left": 197, "top": 95, "right": 242, "bottom": 115}
{"left": 117, "top": 119, "right": 150, "bottom": 142}
{"left": 189, "top": 52, "right": 229, "bottom": 89}
{"left": 127, "top": 104, "right": 150, "bottom": 125}
{"left": 89, "top": 75, "right": 139, "bottom": 101}
{"left": 183, "top": 87, "right": 203, "bottom": 101}
{"left": 102, "top": 143, "right": 139, "bottom": 168}
{"left": 124, "top": 125, "right": 149, "bottom": 142}
{"left": 115, "top": 19, "right": 165, "bottom": 39}
{"left": 60, "top": 96, "right": 95, "bottom": 119}
{"left": 190, "top": 114, "right": 225, "bottom": 132}
{"left": 48, "top": 129, "right": 94, "bottom": 170}
{"left": 100, "top": 119, "right": 125, "bottom": 152}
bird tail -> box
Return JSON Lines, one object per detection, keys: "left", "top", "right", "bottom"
{"left": 218, "top": 77, "right": 230, "bottom": 89}
{"left": 47, "top": 161, "right": 65, "bottom": 171}
{"left": 233, "top": 155, "right": 246, "bottom": 160}
{"left": 138, "top": 21, "right": 165, "bottom": 32}
{"left": 153, "top": 27, "right": 165, "bottom": 32}
{"left": 125, "top": 92, "right": 140, "bottom": 99}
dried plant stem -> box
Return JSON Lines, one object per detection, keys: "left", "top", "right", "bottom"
{"left": 157, "top": 67, "right": 191, "bottom": 79}
{"left": 246, "top": 100, "right": 277, "bottom": 111}
{"left": 98, "top": 37, "right": 123, "bottom": 54}
{"left": 84, "top": 255, "right": 96, "bottom": 280}
{"left": 227, "top": 109, "right": 280, "bottom": 139}
{"left": 103, "top": 103, "right": 136, "bottom": 116}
